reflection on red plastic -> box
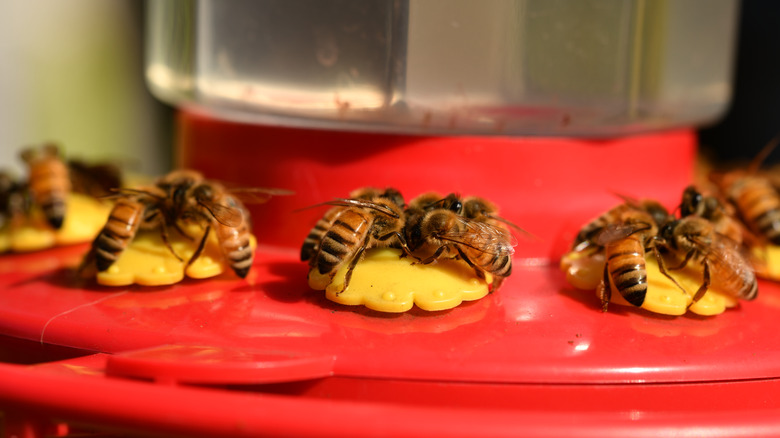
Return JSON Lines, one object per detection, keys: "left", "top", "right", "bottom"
{"left": 106, "top": 345, "right": 335, "bottom": 384}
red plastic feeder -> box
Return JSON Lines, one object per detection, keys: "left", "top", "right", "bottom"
{"left": 1, "top": 112, "right": 779, "bottom": 437}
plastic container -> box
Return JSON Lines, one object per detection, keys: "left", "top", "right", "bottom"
{"left": 146, "top": 0, "right": 738, "bottom": 136}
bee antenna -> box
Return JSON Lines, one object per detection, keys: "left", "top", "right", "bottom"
{"left": 109, "top": 187, "right": 164, "bottom": 200}
{"left": 611, "top": 192, "right": 638, "bottom": 204}
{"left": 749, "top": 134, "right": 780, "bottom": 174}
{"left": 486, "top": 214, "right": 536, "bottom": 240}
{"left": 293, "top": 198, "right": 400, "bottom": 218}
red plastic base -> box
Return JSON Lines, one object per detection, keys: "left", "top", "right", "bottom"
{"left": 2, "top": 114, "right": 780, "bottom": 436}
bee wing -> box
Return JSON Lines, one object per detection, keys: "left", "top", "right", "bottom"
{"left": 199, "top": 200, "right": 243, "bottom": 228}
{"left": 306, "top": 198, "right": 400, "bottom": 218}
{"left": 104, "top": 187, "right": 164, "bottom": 201}
{"left": 612, "top": 192, "right": 643, "bottom": 207}
{"left": 438, "top": 217, "right": 517, "bottom": 256}
{"left": 228, "top": 187, "right": 295, "bottom": 204}
{"left": 689, "top": 233, "right": 753, "bottom": 274}
{"left": 485, "top": 214, "right": 536, "bottom": 240}
{"left": 594, "top": 222, "right": 650, "bottom": 246}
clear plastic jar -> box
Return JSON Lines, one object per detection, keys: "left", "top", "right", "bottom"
{"left": 146, "top": 0, "right": 738, "bottom": 136}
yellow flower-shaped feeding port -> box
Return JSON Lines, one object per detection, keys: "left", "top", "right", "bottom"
{"left": 96, "top": 224, "right": 257, "bottom": 287}
{"left": 561, "top": 250, "right": 738, "bottom": 316}
{"left": 751, "top": 245, "right": 780, "bottom": 281}
{"left": 0, "top": 194, "right": 111, "bottom": 253}
{"left": 308, "top": 248, "right": 492, "bottom": 313}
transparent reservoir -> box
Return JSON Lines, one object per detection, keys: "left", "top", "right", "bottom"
{"left": 146, "top": 0, "right": 738, "bottom": 136}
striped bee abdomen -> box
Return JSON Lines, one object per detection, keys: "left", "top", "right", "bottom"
{"left": 316, "top": 210, "right": 369, "bottom": 276}
{"left": 95, "top": 198, "right": 145, "bottom": 271}
{"left": 605, "top": 234, "right": 647, "bottom": 307}
{"left": 472, "top": 246, "right": 512, "bottom": 278}
{"left": 734, "top": 178, "right": 780, "bottom": 245}
{"left": 215, "top": 216, "right": 253, "bottom": 278}
{"left": 28, "top": 158, "right": 71, "bottom": 230}
{"left": 301, "top": 206, "right": 342, "bottom": 263}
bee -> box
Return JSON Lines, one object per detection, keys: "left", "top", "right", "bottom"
{"left": 300, "top": 187, "right": 404, "bottom": 264}
{"left": 655, "top": 216, "right": 758, "bottom": 305}
{"left": 20, "top": 144, "right": 71, "bottom": 229}
{"left": 679, "top": 185, "right": 751, "bottom": 245}
{"left": 92, "top": 196, "right": 148, "bottom": 271}
{"left": 570, "top": 198, "right": 675, "bottom": 311}
{"left": 404, "top": 193, "right": 516, "bottom": 289}
{"left": 593, "top": 210, "right": 664, "bottom": 312}
{"left": 91, "top": 170, "right": 267, "bottom": 279}
{"left": 404, "top": 192, "right": 464, "bottom": 252}
{"left": 709, "top": 135, "right": 780, "bottom": 246}
{"left": 0, "top": 172, "right": 29, "bottom": 231}
{"left": 309, "top": 188, "right": 413, "bottom": 293}
{"left": 711, "top": 171, "right": 780, "bottom": 246}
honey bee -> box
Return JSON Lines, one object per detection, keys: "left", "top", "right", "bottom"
{"left": 0, "top": 172, "right": 28, "bottom": 231}
{"left": 20, "top": 144, "right": 71, "bottom": 229}
{"left": 91, "top": 170, "right": 271, "bottom": 279}
{"left": 404, "top": 192, "right": 463, "bottom": 252}
{"left": 679, "top": 185, "right": 751, "bottom": 245}
{"left": 300, "top": 187, "right": 404, "bottom": 264}
{"left": 708, "top": 136, "right": 780, "bottom": 246}
{"left": 711, "top": 171, "right": 780, "bottom": 246}
{"left": 404, "top": 193, "right": 516, "bottom": 289}
{"left": 308, "top": 188, "right": 413, "bottom": 293}
{"left": 571, "top": 198, "right": 675, "bottom": 311}
{"left": 654, "top": 216, "right": 758, "bottom": 305}
{"left": 92, "top": 196, "right": 147, "bottom": 271}
{"left": 593, "top": 210, "right": 665, "bottom": 312}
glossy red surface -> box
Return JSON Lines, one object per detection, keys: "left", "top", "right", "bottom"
{"left": 2, "top": 241, "right": 780, "bottom": 387}
{"left": 1, "top": 115, "right": 778, "bottom": 436}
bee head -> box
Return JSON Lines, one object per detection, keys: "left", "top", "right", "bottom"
{"left": 462, "top": 197, "right": 496, "bottom": 219}
{"left": 379, "top": 188, "right": 406, "bottom": 208}
{"left": 444, "top": 194, "right": 463, "bottom": 213}
{"left": 423, "top": 210, "right": 458, "bottom": 238}
{"left": 680, "top": 186, "right": 703, "bottom": 218}
{"left": 641, "top": 200, "right": 672, "bottom": 227}
{"left": 192, "top": 183, "right": 215, "bottom": 204}
{"left": 423, "top": 193, "right": 461, "bottom": 213}
{"left": 658, "top": 221, "right": 676, "bottom": 245}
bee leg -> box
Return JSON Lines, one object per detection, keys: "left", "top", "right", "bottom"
{"left": 652, "top": 245, "right": 688, "bottom": 295}
{"left": 666, "top": 249, "right": 696, "bottom": 271}
{"left": 159, "top": 224, "right": 184, "bottom": 262}
{"left": 339, "top": 241, "right": 367, "bottom": 295}
{"left": 377, "top": 231, "right": 422, "bottom": 262}
{"left": 453, "top": 246, "right": 486, "bottom": 281}
{"left": 174, "top": 222, "right": 195, "bottom": 241}
{"left": 76, "top": 245, "right": 99, "bottom": 279}
{"left": 416, "top": 245, "right": 449, "bottom": 265}
{"left": 186, "top": 225, "right": 211, "bottom": 268}
{"left": 598, "top": 264, "right": 612, "bottom": 312}
{"left": 688, "top": 260, "right": 711, "bottom": 308}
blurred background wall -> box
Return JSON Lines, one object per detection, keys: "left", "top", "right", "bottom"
{"left": 0, "top": 0, "right": 172, "bottom": 177}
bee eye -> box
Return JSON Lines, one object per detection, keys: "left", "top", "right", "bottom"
{"left": 193, "top": 184, "right": 213, "bottom": 201}
{"left": 173, "top": 186, "right": 188, "bottom": 205}
{"left": 450, "top": 200, "right": 462, "bottom": 212}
